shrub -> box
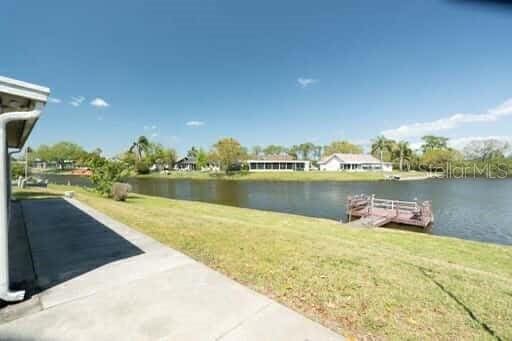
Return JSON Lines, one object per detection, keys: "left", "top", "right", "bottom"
{"left": 226, "top": 162, "right": 242, "bottom": 172}
{"left": 112, "top": 182, "right": 131, "bottom": 201}
{"left": 240, "top": 162, "right": 249, "bottom": 172}
{"left": 89, "top": 158, "right": 127, "bottom": 197}
{"left": 11, "top": 162, "right": 25, "bottom": 178}
{"left": 135, "top": 160, "right": 150, "bottom": 175}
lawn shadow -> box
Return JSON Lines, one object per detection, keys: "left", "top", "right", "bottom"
{"left": 417, "top": 266, "right": 503, "bottom": 341}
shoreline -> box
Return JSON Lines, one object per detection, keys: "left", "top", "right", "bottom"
{"left": 32, "top": 168, "right": 444, "bottom": 183}
{"left": 133, "top": 170, "right": 438, "bottom": 182}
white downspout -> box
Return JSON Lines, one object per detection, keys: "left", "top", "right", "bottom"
{"left": 0, "top": 102, "right": 43, "bottom": 302}
{"left": 6, "top": 148, "right": 21, "bottom": 220}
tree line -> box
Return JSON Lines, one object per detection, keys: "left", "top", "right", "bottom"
{"left": 25, "top": 141, "right": 102, "bottom": 167}
{"left": 370, "top": 135, "right": 512, "bottom": 173}
{"left": 27, "top": 134, "right": 512, "bottom": 175}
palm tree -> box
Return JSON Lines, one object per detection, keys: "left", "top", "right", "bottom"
{"left": 288, "top": 145, "right": 300, "bottom": 160}
{"left": 313, "top": 145, "right": 323, "bottom": 161}
{"left": 129, "top": 136, "right": 149, "bottom": 160}
{"left": 187, "top": 146, "right": 199, "bottom": 158}
{"left": 299, "top": 142, "right": 315, "bottom": 160}
{"left": 393, "top": 140, "right": 412, "bottom": 171}
{"left": 251, "top": 145, "right": 263, "bottom": 158}
{"left": 371, "top": 136, "right": 392, "bottom": 161}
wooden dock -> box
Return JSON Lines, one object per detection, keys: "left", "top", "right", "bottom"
{"left": 346, "top": 194, "right": 434, "bottom": 228}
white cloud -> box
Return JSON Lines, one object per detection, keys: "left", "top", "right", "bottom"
{"left": 48, "top": 97, "right": 61, "bottom": 104}
{"left": 448, "top": 135, "right": 512, "bottom": 150}
{"left": 382, "top": 98, "right": 512, "bottom": 140}
{"left": 69, "top": 96, "right": 85, "bottom": 107}
{"left": 297, "top": 77, "right": 318, "bottom": 88}
{"left": 142, "top": 124, "right": 159, "bottom": 138}
{"left": 144, "top": 125, "right": 157, "bottom": 131}
{"left": 90, "top": 97, "right": 110, "bottom": 108}
{"left": 186, "top": 120, "right": 205, "bottom": 127}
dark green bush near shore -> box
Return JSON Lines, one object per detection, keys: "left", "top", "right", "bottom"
{"left": 88, "top": 157, "right": 128, "bottom": 196}
{"left": 135, "top": 160, "right": 150, "bottom": 175}
{"left": 11, "top": 162, "right": 25, "bottom": 178}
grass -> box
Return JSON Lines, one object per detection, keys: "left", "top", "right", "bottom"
{"left": 15, "top": 185, "right": 512, "bottom": 340}
{"left": 136, "top": 170, "right": 433, "bottom": 182}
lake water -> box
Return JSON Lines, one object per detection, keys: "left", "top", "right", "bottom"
{"left": 43, "top": 175, "right": 512, "bottom": 245}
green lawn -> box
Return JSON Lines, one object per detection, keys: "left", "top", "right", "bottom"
{"left": 136, "top": 170, "right": 433, "bottom": 182}
{"left": 16, "top": 186, "right": 512, "bottom": 339}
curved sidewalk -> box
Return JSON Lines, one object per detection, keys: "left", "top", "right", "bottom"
{"left": 0, "top": 197, "right": 342, "bottom": 340}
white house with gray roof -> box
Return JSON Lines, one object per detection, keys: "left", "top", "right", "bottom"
{"left": 318, "top": 153, "right": 392, "bottom": 172}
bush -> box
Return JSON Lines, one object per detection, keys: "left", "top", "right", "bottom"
{"left": 135, "top": 160, "right": 150, "bottom": 175}
{"left": 240, "top": 162, "right": 249, "bottom": 172}
{"left": 11, "top": 162, "right": 25, "bottom": 178}
{"left": 112, "top": 182, "right": 131, "bottom": 201}
{"left": 89, "top": 158, "right": 127, "bottom": 197}
{"left": 226, "top": 162, "right": 242, "bottom": 172}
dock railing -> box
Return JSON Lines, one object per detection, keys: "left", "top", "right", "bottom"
{"left": 347, "top": 194, "right": 433, "bottom": 227}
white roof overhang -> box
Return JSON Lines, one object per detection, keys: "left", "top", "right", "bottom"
{"left": 0, "top": 76, "right": 50, "bottom": 148}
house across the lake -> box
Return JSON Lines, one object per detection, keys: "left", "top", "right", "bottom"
{"left": 247, "top": 155, "right": 310, "bottom": 172}
{"left": 31, "top": 159, "right": 75, "bottom": 170}
{"left": 174, "top": 156, "right": 197, "bottom": 171}
{"left": 318, "top": 153, "right": 392, "bottom": 172}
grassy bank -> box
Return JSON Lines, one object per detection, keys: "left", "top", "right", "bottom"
{"left": 16, "top": 186, "right": 512, "bottom": 339}
{"left": 136, "top": 170, "right": 433, "bottom": 182}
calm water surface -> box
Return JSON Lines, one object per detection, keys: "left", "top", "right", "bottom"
{"left": 44, "top": 175, "right": 512, "bottom": 245}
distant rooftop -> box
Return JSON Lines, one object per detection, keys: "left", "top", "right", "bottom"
{"left": 319, "top": 153, "right": 387, "bottom": 164}
{"left": 176, "top": 156, "right": 196, "bottom": 163}
{"left": 253, "top": 154, "right": 295, "bottom": 161}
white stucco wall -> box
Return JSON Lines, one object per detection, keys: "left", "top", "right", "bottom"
{"left": 319, "top": 157, "right": 341, "bottom": 171}
{"left": 382, "top": 163, "right": 393, "bottom": 172}
{"left": 304, "top": 161, "right": 310, "bottom": 172}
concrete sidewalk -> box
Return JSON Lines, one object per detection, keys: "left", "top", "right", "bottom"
{"left": 0, "top": 197, "right": 342, "bottom": 340}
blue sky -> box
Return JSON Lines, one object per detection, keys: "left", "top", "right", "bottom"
{"left": 2, "top": 0, "right": 512, "bottom": 156}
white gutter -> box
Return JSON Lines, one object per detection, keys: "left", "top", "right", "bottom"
{"left": 0, "top": 103, "right": 43, "bottom": 302}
